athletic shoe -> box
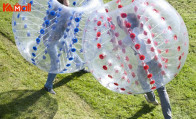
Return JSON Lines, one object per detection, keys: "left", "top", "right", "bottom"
{"left": 44, "top": 86, "right": 56, "bottom": 95}
{"left": 144, "top": 94, "right": 159, "bottom": 105}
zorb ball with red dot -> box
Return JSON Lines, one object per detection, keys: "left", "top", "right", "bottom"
{"left": 12, "top": 0, "right": 103, "bottom": 73}
{"left": 83, "top": 0, "right": 189, "bottom": 94}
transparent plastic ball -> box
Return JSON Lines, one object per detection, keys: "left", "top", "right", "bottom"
{"left": 12, "top": 0, "right": 103, "bottom": 73}
{"left": 83, "top": 0, "right": 189, "bottom": 94}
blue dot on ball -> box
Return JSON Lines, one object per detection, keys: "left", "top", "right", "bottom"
{"left": 58, "top": 8, "right": 62, "bottom": 11}
{"left": 44, "top": 50, "right": 48, "bottom": 54}
{"left": 74, "top": 28, "right": 79, "bottom": 33}
{"left": 46, "top": 10, "right": 49, "bottom": 15}
{"left": 31, "top": 58, "right": 35, "bottom": 62}
{"left": 17, "top": 14, "right": 20, "bottom": 18}
{"left": 64, "top": 33, "right": 67, "bottom": 38}
{"left": 50, "top": 10, "right": 56, "bottom": 16}
{"left": 67, "top": 22, "right": 71, "bottom": 26}
{"left": 33, "top": 46, "right": 37, "bottom": 51}
{"left": 66, "top": 28, "right": 70, "bottom": 32}
{"left": 30, "top": 1, "right": 33, "bottom": 5}
{"left": 61, "top": 41, "right": 65, "bottom": 45}
{"left": 55, "top": 19, "right": 58, "bottom": 23}
{"left": 27, "top": 32, "right": 31, "bottom": 37}
{"left": 48, "top": 4, "right": 52, "bottom": 8}
{"left": 36, "top": 38, "right": 40, "bottom": 44}
{"left": 45, "top": 20, "right": 50, "bottom": 25}
{"left": 71, "top": 48, "right": 76, "bottom": 52}
{"left": 75, "top": 17, "right": 80, "bottom": 22}
{"left": 32, "top": 53, "right": 36, "bottom": 57}
{"left": 23, "top": 7, "right": 26, "bottom": 10}
{"left": 40, "top": 29, "right": 45, "bottom": 34}
{"left": 69, "top": 57, "right": 73, "bottom": 61}
{"left": 22, "top": 17, "right": 25, "bottom": 20}
{"left": 52, "top": 26, "right": 56, "bottom": 30}
{"left": 73, "top": 1, "right": 76, "bottom": 6}
{"left": 69, "top": 16, "right": 73, "bottom": 20}
{"left": 57, "top": 54, "right": 61, "bottom": 57}
{"left": 43, "top": 55, "right": 46, "bottom": 59}
{"left": 66, "top": 64, "right": 71, "bottom": 67}
{"left": 63, "top": 69, "right": 67, "bottom": 71}
{"left": 14, "top": 21, "right": 17, "bottom": 26}
{"left": 57, "top": 14, "right": 61, "bottom": 17}
{"left": 72, "top": 38, "right": 78, "bottom": 43}
{"left": 24, "top": 24, "right": 27, "bottom": 28}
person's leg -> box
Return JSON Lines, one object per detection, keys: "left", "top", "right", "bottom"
{"left": 45, "top": 73, "right": 57, "bottom": 89}
{"left": 44, "top": 73, "right": 57, "bottom": 94}
{"left": 144, "top": 91, "right": 159, "bottom": 105}
{"left": 157, "top": 86, "right": 172, "bottom": 119}
{"left": 145, "top": 91, "right": 156, "bottom": 101}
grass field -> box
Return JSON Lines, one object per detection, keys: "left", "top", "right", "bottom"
{"left": 0, "top": 0, "right": 196, "bottom": 118}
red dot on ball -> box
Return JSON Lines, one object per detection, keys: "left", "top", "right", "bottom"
{"left": 97, "top": 21, "right": 101, "bottom": 26}
{"left": 110, "top": 25, "right": 115, "bottom": 30}
{"left": 179, "top": 56, "right": 182, "bottom": 60}
{"left": 128, "top": 64, "right": 132, "bottom": 69}
{"left": 118, "top": 4, "right": 123, "bottom": 8}
{"left": 147, "top": 39, "right": 151, "bottom": 44}
{"left": 97, "top": 43, "right": 101, "bottom": 49}
{"left": 147, "top": 73, "right": 153, "bottom": 78}
{"left": 168, "top": 26, "right": 172, "bottom": 30}
{"left": 132, "top": 72, "right": 136, "bottom": 78}
{"left": 105, "top": 9, "right": 108, "bottom": 12}
{"left": 135, "top": 44, "right": 140, "bottom": 50}
{"left": 161, "top": 71, "right": 165, "bottom": 75}
{"left": 150, "top": 80, "right": 155, "bottom": 84}
{"left": 130, "top": 33, "right": 136, "bottom": 39}
{"left": 99, "top": 54, "right": 104, "bottom": 59}
{"left": 174, "top": 35, "right": 177, "bottom": 40}
{"left": 97, "top": 32, "right": 101, "bottom": 37}
{"left": 158, "top": 49, "right": 161, "bottom": 54}
{"left": 177, "top": 46, "right": 181, "bottom": 51}
{"left": 108, "top": 75, "right": 113, "bottom": 78}
{"left": 144, "top": 65, "right": 149, "bottom": 70}
{"left": 151, "top": 86, "right": 156, "bottom": 90}
{"left": 120, "top": 88, "right": 125, "bottom": 91}
{"left": 121, "top": 13, "right": 127, "bottom": 18}
{"left": 177, "top": 64, "right": 181, "bottom": 69}
{"left": 126, "top": 22, "right": 131, "bottom": 28}
{"left": 114, "top": 83, "right": 118, "bottom": 86}
{"left": 140, "top": 55, "right": 145, "bottom": 60}
{"left": 151, "top": 47, "right": 154, "bottom": 52}
{"left": 103, "top": 65, "right": 107, "bottom": 70}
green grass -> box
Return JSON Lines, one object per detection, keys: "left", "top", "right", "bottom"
{"left": 0, "top": 0, "right": 196, "bottom": 119}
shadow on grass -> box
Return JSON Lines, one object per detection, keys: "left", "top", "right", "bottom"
{"left": 53, "top": 70, "right": 87, "bottom": 89}
{"left": 0, "top": 70, "right": 87, "bottom": 118}
{"left": 0, "top": 89, "right": 58, "bottom": 119}
{"left": 128, "top": 104, "right": 155, "bottom": 119}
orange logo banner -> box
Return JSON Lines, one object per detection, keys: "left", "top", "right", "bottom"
{"left": 3, "top": 3, "right": 31, "bottom": 12}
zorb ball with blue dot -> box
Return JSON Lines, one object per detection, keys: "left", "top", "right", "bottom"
{"left": 12, "top": 0, "right": 103, "bottom": 73}
{"left": 83, "top": 0, "right": 189, "bottom": 94}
